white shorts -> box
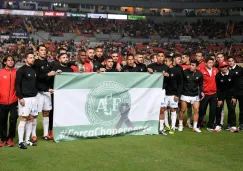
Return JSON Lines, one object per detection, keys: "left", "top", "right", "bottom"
{"left": 181, "top": 95, "right": 200, "bottom": 104}
{"left": 37, "top": 92, "right": 52, "bottom": 112}
{"left": 161, "top": 95, "right": 178, "bottom": 108}
{"left": 18, "top": 97, "right": 38, "bottom": 117}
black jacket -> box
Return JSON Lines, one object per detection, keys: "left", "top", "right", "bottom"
{"left": 93, "top": 56, "right": 105, "bottom": 72}
{"left": 33, "top": 59, "right": 52, "bottom": 92}
{"left": 230, "top": 65, "right": 243, "bottom": 96}
{"left": 15, "top": 65, "right": 38, "bottom": 99}
{"left": 50, "top": 64, "right": 74, "bottom": 89}
{"left": 121, "top": 65, "right": 139, "bottom": 72}
{"left": 216, "top": 70, "right": 235, "bottom": 100}
{"left": 135, "top": 63, "right": 147, "bottom": 72}
{"left": 105, "top": 68, "right": 119, "bottom": 72}
{"left": 147, "top": 62, "right": 169, "bottom": 89}
{"left": 182, "top": 69, "right": 203, "bottom": 96}
{"left": 147, "top": 63, "right": 168, "bottom": 73}
{"left": 164, "top": 66, "right": 183, "bottom": 97}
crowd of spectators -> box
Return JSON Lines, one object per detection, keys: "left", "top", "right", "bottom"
{"left": 1, "top": 37, "right": 243, "bottom": 66}
{"left": 1, "top": 16, "right": 242, "bottom": 40}
{"left": 233, "top": 21, "right": 243, "bottom": 36}
{"left": 71, "top": 18, "right": 120, "bottom": 35}
{"left": 121, "top": 20, "right": 156, "bottom": 38}
{"left": 0, "top": 16, "right": 28, "bottom": 35}
{"left": 154, "top": 19, "right": 226, "bottom": 39}
{"left": 26, "top": 17, "right": 73, "bottom": 36}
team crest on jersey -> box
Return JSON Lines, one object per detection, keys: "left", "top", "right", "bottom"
{"left": 187, "top": 76, "right": 189, "bottom": 78}
{"left": 204, "top": 72, "right": 206, "bottom": 74}
{"left": 228, "top": 79, "right": 231, "bottom": 81}
{"left": 171, "top": 74, "right": 174, "bottom": 77}
{"left": 220, "top": 80, "right": 224, "bottom": 82}
{"left": 236, "top": 72, "right": 238, "bottom": 75}
{"left": 41, "top": 66, "right": 44, "bottom": 69}
{"left": 141, "top": 69, "right": 143, "bottom": 71}
{"left": 28, "top": 74, "right": 31, "bottom": 76}
{"left": 196, "top": 77, "right": 199, "bottom": 79}
{"left": 3, "top": 76, "right": 7, "bottom": 79}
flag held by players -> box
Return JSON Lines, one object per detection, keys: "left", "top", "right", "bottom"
{"left": 53, "top": 73, "right": 163, "bottom": 142}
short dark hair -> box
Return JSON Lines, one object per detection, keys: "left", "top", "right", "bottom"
{"left": 182, "top": 53, "right": 190, "bottom": 58}
{"left": 196, "top": 51, "right": 204, "bottom": 56}
{"left": 78, "top": 49, "right": 86, "bottom": 54}
{"left": 136, "top": 52, "right": 143, "bottom": 56}
{"left": 150, "top": 54, "right": 156, "bottom": 60}
{"left": 127, "top": 54, "right": 134, "bottom": 60}
{"left": 36, "top": 45, "right": 46, "bottom": 51}
{"left": 87, "top": 48, "right": 95, "bottom": 51}
{"left": 58, "top": 53, "right": 67, "bottom": 59}
{"left": 174, "top": 53, "right": 181, "bottom": 58}
{"left": 216, "top": 52, "right": 225, "bottom": 57}
{"left": 111, "top": 52, "right": 119, "bottom": 56}
{"left": 25, "top": 52, "right": 34, "bottom": 59}
{"left": 190, "top": 60, "right": 199, "bottom": 66}
{"left": 95, "top": 46, "right": 103, "bottom": 51}
{"left": 165, "top": 56, "right": 173, "bottom": 62}
{"left": 158, "top": 51, "right": 164, "bottom": 54}
{"left": 2, "top": 56, "right": 15, "bottom": 68}
{"left": 57, "top": 48, "right": 67, "bottom": 54}
{"left": 227, "top": 56, "right": 235, "bottom": 61}
{"left": 205, "top": 57, "right": 214, "bottom": 63}
{"left": 106, "top": 56, "right": 113, "bottom": 61}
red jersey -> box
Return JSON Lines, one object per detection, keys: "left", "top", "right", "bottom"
{"left": 199, "top": 66, "right": 218, "bottom": 95}
{"left": 197, "top": 61, "right": 205, "bottom": 71}
{"left": 0, "top": 68, "right": 18, "bottom": 105}
{"left": 180, "top": 64, "right": 190, "bottom": 70}
{"left": 71, "top": 63, "right": 93, "bottom": 72}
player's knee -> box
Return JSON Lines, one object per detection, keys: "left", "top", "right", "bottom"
{"left": 194, "top": 108, "right": 199, "bottom": 114}
{"left": 180, "top": 107, "right": 186, "bottom": 113}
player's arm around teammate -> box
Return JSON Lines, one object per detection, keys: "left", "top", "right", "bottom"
{"left": 15, "top": 52, "right": 38, "bottom": 149}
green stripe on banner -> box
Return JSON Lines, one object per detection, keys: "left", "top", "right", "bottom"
{"left": 53, "top": 121, "right": 158, "bottom": 142}
{"left": 54, "top": 72, "right": 163, "bottom": 90}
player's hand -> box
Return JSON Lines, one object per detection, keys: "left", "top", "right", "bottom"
{"left": 19, "top": 99, "right": 25, "bottom": 106}
{"left": 163, "top": 72, "right": 169, "bottom": 77}
{"left": 56, "top": 70, "right": 62, "bottom": 74}
{"left": 99, "top": 68, "right": 106, "bottom": 72}
{"left": 218, "top": 100, "right": 223, "bottom": 107}
{"left": 201, "top": 92, "right": 205, "bottom": 100}
{"left": 174, "top": 96, "right": 179, "bottom": 102}
{"left": 147, "top": 68, "right": 153, "bottom": 73}
{"left": 49, "top": 89, "right": 54, "bottom": 94}
{"left": 232, "top": 98, "right": 237, "bottom": 105}
{"left": 48, "top": 71, "right": 56, "bottom": 77}
{"left": 116, "top": 63, "right": 122, "bottom": 71}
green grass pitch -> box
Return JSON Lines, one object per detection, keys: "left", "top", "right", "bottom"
{"left": 1, "top": 107, "right": 243, "bottom": 171}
